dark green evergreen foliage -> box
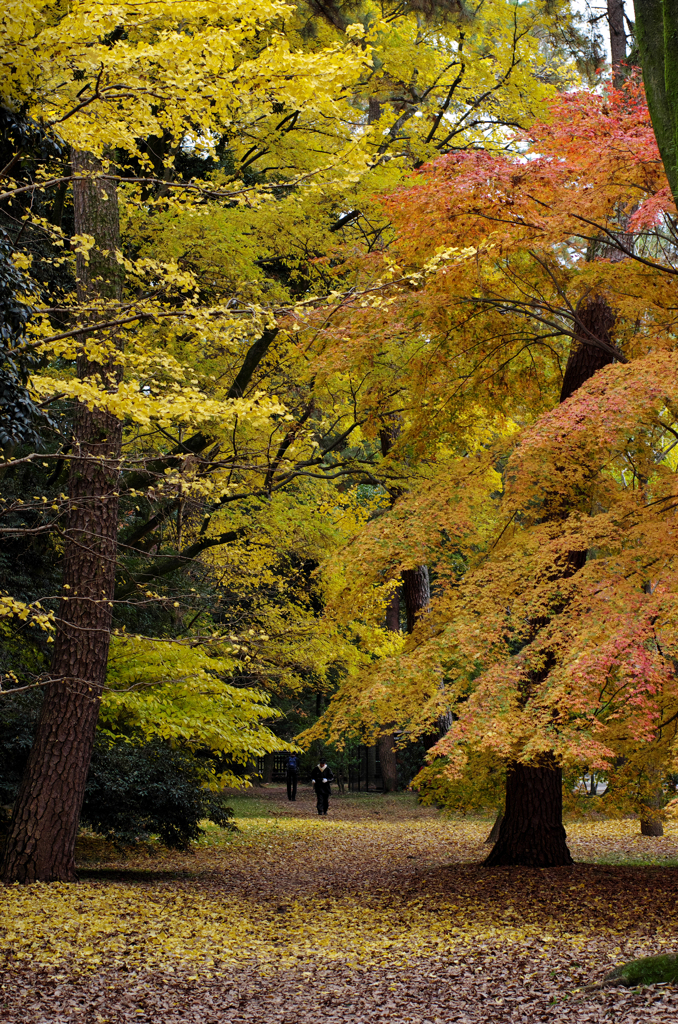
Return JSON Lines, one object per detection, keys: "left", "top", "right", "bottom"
{"left": 0, "top": 106, "right": 68, "bottom": 447}
{"left": 82, "top": 738, "right": 235, "bottom": 849}
{"left": 0, "top": 230, "right": 41, "bottom": 447}
{"left": 0, "top": 107, "right": 63, "bottom": 169}
{"left": 0, "top": 692, "right": 234, "bottom": 848}
{"left": 0, "top": 690, "right": 41, "bottom": 805}
{"left": 396, "top": 739, "right": 428, "bottom": 789}
{"left": 0, "top": 457, "right": 65, "bottom": 658}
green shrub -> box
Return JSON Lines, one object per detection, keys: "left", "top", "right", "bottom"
{"left": 605, "top": 953, "right": 678, "bottom": 987}
{"left": 0, "top": 692, "right": 234, "bottom": 849}
{"left": 83, "top": 738, "right": 235, "bottom": 849}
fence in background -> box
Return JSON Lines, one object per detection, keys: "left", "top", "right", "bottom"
{"left": 256, "top": 746, "right": 384, "bottom": 790}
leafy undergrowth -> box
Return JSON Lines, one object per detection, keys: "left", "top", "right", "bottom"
{"left": 1, "top": 786, "right": 677, "bottom": 1022}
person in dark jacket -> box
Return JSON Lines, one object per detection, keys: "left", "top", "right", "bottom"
{"left": 311, "top": 759, "right": 334, "bottom": 815}
{"left": 286, "top": 753, "right": 299, "bottom": 801}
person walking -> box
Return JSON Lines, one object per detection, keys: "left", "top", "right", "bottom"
{"left": 311, "top": 758, "right": 334, "bottom": 816}
{"left": 286, "top": 753, "right": 299, "bottom": 801}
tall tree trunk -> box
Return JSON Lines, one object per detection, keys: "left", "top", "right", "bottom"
{"left": 262, "top": 752, "right": 275, "bottom": 785}
{"left": 484, "top": 762, "right": 573, "bottom": 868}
{"left": 486, "top": 296, "right": 618, "bottom": 868}
{"left": 607, "top": 0, "right": 627, "bottom": 87}
{"left": 379, "top": 577, "right": 400, "bottom": 792}
{"left": 635, "top": 0, "right": 678, "bottom": 204}
{"left": 377, "top": 569, "right": 432, "bottom": 791}
{"left": 376, "top": 424, "right": 403, "bottom": 792}
{"left": 2, "top": 152, "right": 122, "bottom": 883}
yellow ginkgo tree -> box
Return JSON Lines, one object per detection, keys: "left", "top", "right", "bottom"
{"left": 0, "top": 0, "right": 576, "bottom": 883}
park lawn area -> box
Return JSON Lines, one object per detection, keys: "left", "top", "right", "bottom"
{"left": 1, "top": 787, "right": 677, "bottom": 1022}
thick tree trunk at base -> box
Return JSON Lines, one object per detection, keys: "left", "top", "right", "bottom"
{"left": 484, "top": 763, "right": 572, "bottom": 867}
{"left": 640, "top": 786, "right": 664, "bottom": 835}
{"left": 640, "top": 816, "right": 664, "bottom": 837}
{"left": 2, "top": 402, "right": 122, "bottom": 882}
{"left": 490, "top": 296, "right": 618, "bottom": 871}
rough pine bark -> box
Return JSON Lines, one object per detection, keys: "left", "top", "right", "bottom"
{"left": 635, "top": 0, "right": 678, "bottom": 204}
{"left": 484, "top": 762, "right": 573, "bottom": 868}
{"left": 607, "top": 0, "right": 627, "bottom": 87}
{"left": 2, "top": 152, "right": 122, "bottom": 883}
{"left": 487, "top": 296, "right": 617, "bottom": 868}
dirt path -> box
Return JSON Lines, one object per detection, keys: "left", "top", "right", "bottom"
{"left": 1, "top": 787, "right": 677, "bottom": 1022}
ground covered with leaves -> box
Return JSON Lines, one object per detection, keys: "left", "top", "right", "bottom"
{"left": 1, "top": 787, "right": 678, "bottom": 1022}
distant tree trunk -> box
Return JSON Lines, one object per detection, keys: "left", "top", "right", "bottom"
{"left": 2, "top": 152, "right": 123, "bottom": 884}
{"left": 248, "top": 759, "right": 264, "bottom": 787}
{"left": 378, "top": 426, "right": 435, "bottom": 781}
{"left": 384, "top": 583, "right": 401, "bottom": 632}
{"left": 379, "top": 582, "right": 401, "bottom": 791}
{"left": 378, "top": 733, "right": 398, "bottom": 792}
{"left": 262, "top": 753, "right": 275, "bottom": 785}
{"left": 485, "top": 763, "right": 573, "bottom": 867}
{"left": 640, "top": 776, "right": 665, "bottom": 836}
{"left": 378, "top": 565, "right": 431, "bottom": 790}
{"left": 367, "top": 744, "right": 378, "bottom": 789}
{"left": 560, "top": 297, "right": 618, "bottom": 404}
{"left": 487, "top": 296, "right": 618, "bottom": 869}
{"left": 368, "top": 97, "right": 381, "bottom": 124}
{"left": 402, "top": 565, "right": 430, "bottom": 633}
{"left": 607, "top": 0, "right": 627, "bottom": 87}
{"left": 640, "top": 815, "right": 665, "bottom": 837}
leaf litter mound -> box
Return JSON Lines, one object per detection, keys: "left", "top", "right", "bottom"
{"left": 1, "top": 785, "right": 678, "bottom": 1022}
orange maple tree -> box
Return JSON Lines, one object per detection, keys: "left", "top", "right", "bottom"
{"left": 308, "top": 80, "right": 678, "bottom": 864}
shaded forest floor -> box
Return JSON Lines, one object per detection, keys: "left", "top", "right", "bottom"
{"left": 1, "top": 786, "right": 678, "bottom": 1022}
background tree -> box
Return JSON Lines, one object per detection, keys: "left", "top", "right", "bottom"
{"left": 0, "top": 0, "right": 372, "bottom": 882}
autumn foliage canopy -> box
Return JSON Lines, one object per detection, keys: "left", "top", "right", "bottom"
{"left": 308, "top": 79, "right": 678, "bottom": 820}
